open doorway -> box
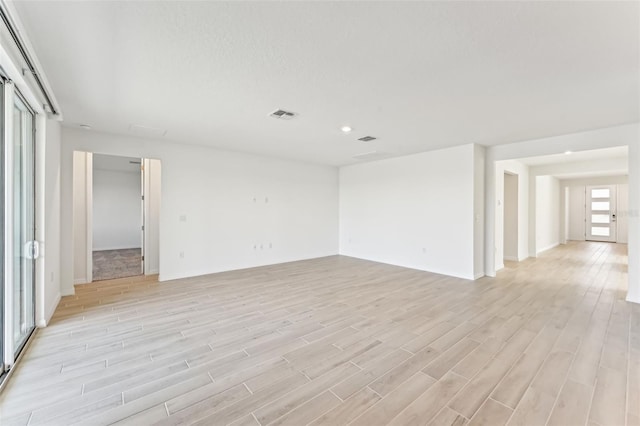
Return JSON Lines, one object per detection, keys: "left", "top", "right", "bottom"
{"left": 503, "top": 172, "right": 518, "bottom": 262}
{"left": 92, "top": 154, "right": 143, "bottom": 281}
{"left": 72, "top": 151, "right": 161, "bottom": 284}
{"left": 493, "top": 146, "right": 628, "bottom": 275}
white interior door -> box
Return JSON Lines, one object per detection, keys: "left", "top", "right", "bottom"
{"left": 586, "top": 185, "right": 617, "bottom": 242}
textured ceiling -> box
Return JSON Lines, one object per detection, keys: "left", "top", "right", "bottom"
{"left": 11, "top": 1, "right": 640, "bottom": 166}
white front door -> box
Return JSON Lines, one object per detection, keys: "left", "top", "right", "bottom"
{"left": 586, "top": 185, "right": 617, "bottom": 242}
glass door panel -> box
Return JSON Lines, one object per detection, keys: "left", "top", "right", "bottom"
{"left": 0, "top": 77, "right": 4, "bottom": 374}
{"left": 11, "top": 94, "right": 35, "bottom": 354}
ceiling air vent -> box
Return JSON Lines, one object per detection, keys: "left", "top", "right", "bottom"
{"left": 358, "top": 136, "right": 377, "bottom": 142}
{"left": 270, "top": 109, "right": 297, "bottom": 120}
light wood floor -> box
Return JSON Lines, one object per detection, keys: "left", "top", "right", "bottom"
{"left": 0, "top": 242, "right": 637, "bottom": 426}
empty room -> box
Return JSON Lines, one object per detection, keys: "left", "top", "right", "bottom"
{"left": 0, "top": 1, "right": 638, "bottom": 426}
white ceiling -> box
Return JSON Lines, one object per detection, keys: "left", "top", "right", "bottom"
{"left": 12, "top": 1, "right": 639, "bottom": 166}
{"left": 517, "top": 146, "right": 628, "bottom": 167}
{"left": 514, "top": 146, "right": 628, "bottom": 179}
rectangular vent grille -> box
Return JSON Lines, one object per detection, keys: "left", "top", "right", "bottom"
{"left": 358, "top": 136, "right": 377, "bottom": 142}
{"left": 270, "top": 109, "right": 297, "bottom": 120}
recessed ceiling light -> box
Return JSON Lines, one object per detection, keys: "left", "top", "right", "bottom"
{"left": 79, "top": 124, "right": 92, "bottom": 130}
{"left": 565, "top": 150, "right": 572, "bottom": 155}
{"left": 340, "top": 126, "right": 352, "bottom": 133}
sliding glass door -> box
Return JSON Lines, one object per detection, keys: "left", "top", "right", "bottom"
{"left": 0, "top": 76, "right": 36, "bottom": 379}
{"left": 0, "top": 76, "right": 4, "bottom": 375}
{"left": 11, "top": 93, "right": 35, "bottom": 354}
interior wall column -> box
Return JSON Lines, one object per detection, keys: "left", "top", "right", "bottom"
{"left": 484, "top": 148, "right": 496, "bottom": 277}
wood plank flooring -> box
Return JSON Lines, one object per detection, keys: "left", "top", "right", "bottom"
{"left": 0, "top": 241, "right": 637, "bottom": 425}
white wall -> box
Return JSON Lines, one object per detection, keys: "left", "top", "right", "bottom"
{"left": 628, "top": 140, "right": 640, "bottom": 303}
{"left": 567, "top": 186, "right": 586, "bottom": 241}
{"left": 618, "top": 183, "right": 629, "bottom": 244}
{"left": 473, "top": 145, "right": 486, "bottom": 279}
{"left": 535, "top": 176, "right": 561, "bottom": 254}
{"left": 339, "top": 144, "right": 478, "bottom": 280}
{"left": 40, "top": 119, "right": 62, "bottom": 326}
{"left": 72, "top": 151, "right": 90, "bottom": 284}
{"left": 60, "top": 127, "right": 339, "bottom": 294}
{"left": 561, "top": 176, "right": 628, "bottom": 187}
{"left": 144, "top": 158, "right": 161, "bottom": 275}
{"left": 93, "top": 168, "right": 142, "bottom": 250}
{"left": 503, "top": 173, "right": 518, "bottom": 260}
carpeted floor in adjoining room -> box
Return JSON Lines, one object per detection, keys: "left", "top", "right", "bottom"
{"left": 92, "top": 248, "right": 142, "bottom": 281}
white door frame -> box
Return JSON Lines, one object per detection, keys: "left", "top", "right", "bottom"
{"left": 85, "top": 153, "right": 93, "bottom": 284}
{"left": 84, "top": 154, "right": 149, "bottom": 282}
{"left": 140, "top": 159, "right": 145, "bottom": 275}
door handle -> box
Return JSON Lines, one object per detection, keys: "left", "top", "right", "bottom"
{"left": 24, "top": 241, "right": 40, "bottom": 260}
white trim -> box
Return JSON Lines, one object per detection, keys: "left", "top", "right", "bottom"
{"left": 503, "top": 256, "right": 519, "bottom": 262}
{"left": 74, "top": 278, "right": 87, "bottom": 285}
{"left": 143, "top": 158, "right": 149, "bottom": 275}
{"left": 627, "top": 294, "right": 640, "bottom": 304}
{"left": 146, "top": 269, "right": 159, "bottom": 275}
{"left": 536, "top": 242, "right": 560, "bottom": 255}
{"left": 38, "top": 291, "right": 60, "bottom": 327}
{"left": 85, "top": 153, "right": 93, "bottom": 283}
{"left": 2, "top": 78, "right": 15, "bottom": 367}
{"left": 60, "top": 287, "right": 74, "bottom": 297}
{"left": 473, "top": 272, "right": 485, "bottom": 280}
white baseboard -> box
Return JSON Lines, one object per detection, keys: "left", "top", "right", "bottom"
{"left": 39, "top": 292, "right": 61, "bottom": 327}
{"left": 61, "top": 288, "right": 75, "bottom": 296}
{"left": 146, "top": 269, "right": 159, "bottom": 275}
{"left": 536, "top": 242, "right": 560, "bottom": 255}
{"left": 474, "top": 272, "right": 485, "bottom": 280}
{"left": 74, "top": 278, "right": 88, "bottom": 285}
{"left": 503, "top": 256, "right": 519, "bottom": 262}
